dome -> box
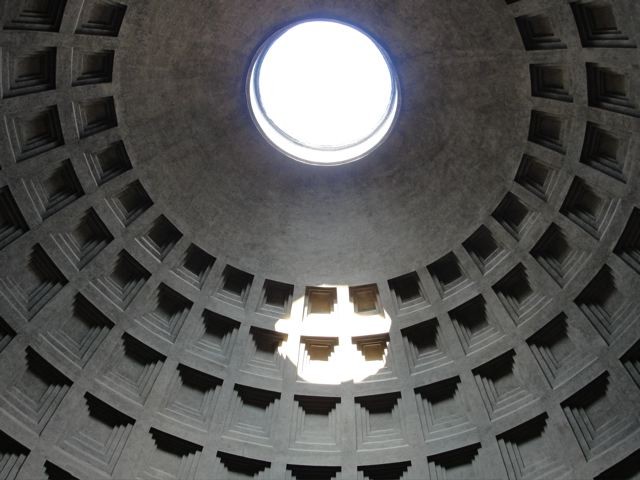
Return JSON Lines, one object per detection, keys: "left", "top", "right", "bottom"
{"left": 0, "top": 1, "right": 639, "bottom": 479}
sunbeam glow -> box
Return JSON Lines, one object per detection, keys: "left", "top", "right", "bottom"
{"left": 274, "top": 285, "right": 391, "bottom": 384}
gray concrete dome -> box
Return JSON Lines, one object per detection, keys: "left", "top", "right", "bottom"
{"left": 0, "top": 0, "right": 639, "bottom": 479}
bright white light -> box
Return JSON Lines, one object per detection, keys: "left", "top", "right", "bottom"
{"left": 274, "top": 285, "right": 392, "bottom": 385}
{"left": 248, "top": 20, "right": 399, "bottom": 165}
{"left": 259, "top": 22, "right": 392, "bottom": 148}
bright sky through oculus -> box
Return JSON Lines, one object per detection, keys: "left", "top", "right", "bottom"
{"left": 248, "top": 20, "right": 399, "bottom": 165}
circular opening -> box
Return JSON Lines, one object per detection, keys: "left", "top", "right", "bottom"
{"left": 248, "top": 19, "right": 400, "bottom": 166}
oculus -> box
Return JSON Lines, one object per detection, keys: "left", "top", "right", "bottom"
{"left": 248, "top": 19, "right": 399, "bottom": 165}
